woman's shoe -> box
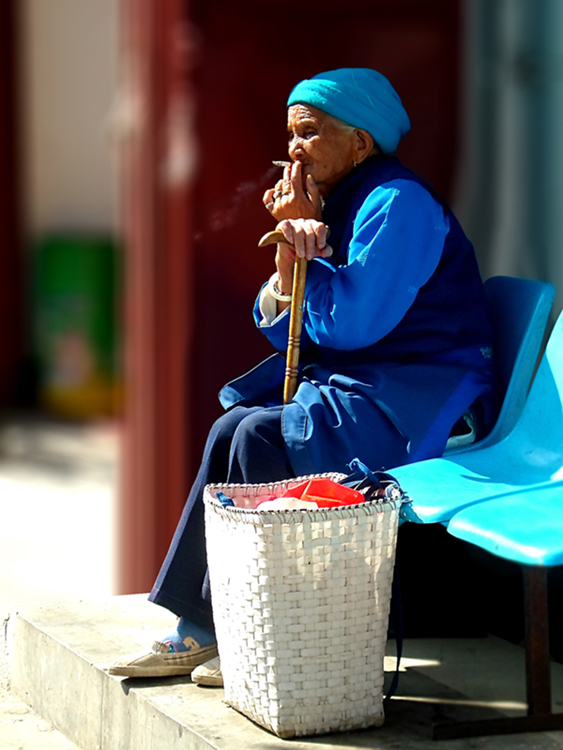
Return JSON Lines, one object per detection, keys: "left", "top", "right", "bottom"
{"left": 108, "top": 638, "right": 218, "bottom": 678}
{"left": 191, "top": 656, "right": 223, "bottom": 687}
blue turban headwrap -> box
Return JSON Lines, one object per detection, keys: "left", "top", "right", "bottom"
{"left": 287, "top": 68, "right": 410, "bottom": 154}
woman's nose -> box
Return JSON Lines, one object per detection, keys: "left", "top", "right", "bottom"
{"left": 288, "top": 136, "right": 302, "bottom": 159}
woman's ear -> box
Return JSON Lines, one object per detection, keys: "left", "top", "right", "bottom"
{"left": 353, "top": 129, "right": 377, "bottom": 164}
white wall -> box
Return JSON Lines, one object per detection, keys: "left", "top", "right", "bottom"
{"left": 458, "top": 0, "right": 563, "bottom": 317}
{"left": 21, "top": 0, "right": 119, "bottom": 235}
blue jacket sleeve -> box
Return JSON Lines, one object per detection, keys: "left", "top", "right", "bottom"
{"left": 303, "top": 179, "right": 449, "bottom": 350}
{"left": 254, "top": 179, "right": 449, "bottom": 352}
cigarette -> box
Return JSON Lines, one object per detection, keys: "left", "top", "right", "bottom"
{"left": 272, "top": 160, "right": 291, "bottom": 168}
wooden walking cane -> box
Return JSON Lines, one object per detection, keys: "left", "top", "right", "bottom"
{"left": 258, "top": 229, "right": 307, "bottom": 403}
{"left": 283, "top": 255, "right": 307, "bottom": 403}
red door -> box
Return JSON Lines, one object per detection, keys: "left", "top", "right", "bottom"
{"left": 188, "top": 0, "right": 462, "bottom": 454}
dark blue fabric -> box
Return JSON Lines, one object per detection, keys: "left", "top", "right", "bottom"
{"left": 149, "top": 406, "right": 293, "bottom": 627}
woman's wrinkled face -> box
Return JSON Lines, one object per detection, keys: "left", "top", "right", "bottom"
{"left": 287, "top": 104, "right": 358, "bottom": 196}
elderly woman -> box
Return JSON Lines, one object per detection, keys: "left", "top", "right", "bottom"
{"left": 110, "top": 69, "right": 496, "bottom": 681}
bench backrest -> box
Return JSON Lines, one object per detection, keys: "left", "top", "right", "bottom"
{"left": 447, "top": 276, "right": 554, "bottom": 454}
{"left": 506, "top": 307, "right": 563, "bottom": 464}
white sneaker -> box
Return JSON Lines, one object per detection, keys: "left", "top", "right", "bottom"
{"left": 191, "top": 656, "right": 223, "bottom": 687}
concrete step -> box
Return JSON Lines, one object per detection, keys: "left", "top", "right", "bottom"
{"left": 6, "top": 595, "right": 563, "bottom": 750}
{"left": 1, "top": 612, "right": 79, "bottom": 750}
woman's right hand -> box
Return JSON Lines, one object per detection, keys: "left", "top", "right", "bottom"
{"left": 274, "top": 219, "right": 332, "bottom": 295}
{"left": 263, "top": 162, "right": 323, "bottom": 222}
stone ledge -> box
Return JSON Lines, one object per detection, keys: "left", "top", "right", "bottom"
{"left": 6, "top": 595, "right": 563, "bottom": 750}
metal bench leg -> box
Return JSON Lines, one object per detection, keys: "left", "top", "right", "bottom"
{"left": 524, "top": 566, "right": 551, "bottom": 716}
{"left": 433, "top": 565, "right": 563, "bottom": 740}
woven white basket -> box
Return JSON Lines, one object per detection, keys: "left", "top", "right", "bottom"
{"left": 203, "top": 473, "right": 400, "bottom": 739}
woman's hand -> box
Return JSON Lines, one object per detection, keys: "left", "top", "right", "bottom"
{"left": 274, "top": 219, "right": 332, "bottom": 296}
{"left": 263, "top": 162, "right": 323, "bottom": 221}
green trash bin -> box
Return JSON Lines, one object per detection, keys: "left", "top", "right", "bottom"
{"left": 33, "top": 234, "right": 121, "bottom": 418}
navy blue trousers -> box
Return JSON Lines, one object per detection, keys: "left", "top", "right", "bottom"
{"left": 149, "top": 406, "right": 294, "bottom": 630}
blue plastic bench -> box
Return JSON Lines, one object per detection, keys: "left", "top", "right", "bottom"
{"left": 394, "top": 301, "right": 563, "bottom": 740}
{"left": 396, "top": 278, "right": 555, "bottom": 525}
